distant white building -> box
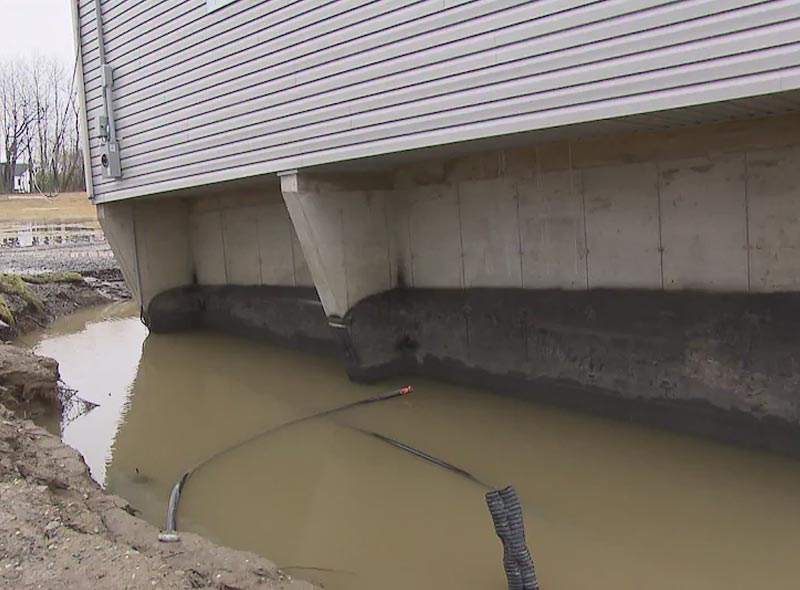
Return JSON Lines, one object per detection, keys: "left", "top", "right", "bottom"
{"left": 0, "top": 162, "right": 31, "bottom": 193}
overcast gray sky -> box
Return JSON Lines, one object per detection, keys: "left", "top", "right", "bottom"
{"left": 1, "top": 0, "right": 76, "bottom": 70}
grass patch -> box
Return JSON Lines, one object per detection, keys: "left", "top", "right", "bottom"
{"left": 0, "top": 294, "right": 14, "bottom": 326}
{"left": 21, "top": 271, "right": 83, "bottom": 284}
{"left": 0, "top": 273, "right": 44, "bottom": 312}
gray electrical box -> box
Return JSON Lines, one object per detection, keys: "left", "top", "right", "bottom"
{"left": 95, "top": 115, "right": 109, "bottom": 141}
{"left": 96, "top": 62, "right": 121, "bottom": 179}
{"left": 99, "top": 141, "right": 122, "bottom": 179}
{"left": 100, "top": 65, "right": 114, "bottom": 88}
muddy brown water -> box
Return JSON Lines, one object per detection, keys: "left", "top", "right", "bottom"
{"left": 19, "top": 303, "right": 800, "bottom": 590}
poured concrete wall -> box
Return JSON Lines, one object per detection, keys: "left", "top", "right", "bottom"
{"left": 270, "top": 114, "right": 800, "bottom": 453}
{"left": 99, "top": 183, "right": 327, "bottom": 348}
{"left": 103, "top": 113, "right": 800, "bottom": 453}
{"left": 105, "top": 113, "right": 800, "bottom": 318}
{"left": 97, "top": 198, "right": 193, "bottom": 307}
{"left": 396, "top": 135, "right": 800, "bottom": 295}
{"left": 188, "top": 189, "right": 313, "bottom": 289}
{"left": 281, "top": 174, "right": 395, "bottom": 318}
{"left": 99, "top": 186, "right": 314, "bottom": 308}
{"left": 282, "top": 114, "right": 800, "bottom": 323}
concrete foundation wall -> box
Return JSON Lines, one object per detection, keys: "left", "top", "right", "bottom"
{"left": 97, "top": 198, "right": 194, "bottom": 307}
{"left": 282, "top": 114, "right": 800, "bottom": 323}
{"left": 344, "top": 288, "right": 800, "bottom": 453}
{"left": 102, "top": 113, "right": 800, "bottom": 453}
{"left": 188, "top": 189, "right": 313, "bottom": 289}
{"left": 403, "top": 128, "right": 800, "bottom": 296}
{"left": 99, "top": 185, "right": 315, "bottom": 312}
{"left": 96, "top": 201, "right": 141, "bottom": 302}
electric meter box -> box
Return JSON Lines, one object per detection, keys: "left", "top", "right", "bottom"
{"left": 100, "top": 141, "right": 122, "bottom": 179}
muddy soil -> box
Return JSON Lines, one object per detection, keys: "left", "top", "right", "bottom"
{"left": 0, "top": 401, "right": 314, "bottom": 590}
{"left": 0, "top": 277, "right": 317, "bottom": 589}
{"left": 0, "top": 270, "right": 130, "bottom": 341}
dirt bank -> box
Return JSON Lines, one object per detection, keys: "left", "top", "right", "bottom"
{"left": 0, "top": 397, "right": 313, "bottom": 590}
{"left": 0, "top": 270, "right": 129, "bottom": 341}
{"left": 0, "top": 280, "right": 316, "bottom": 589}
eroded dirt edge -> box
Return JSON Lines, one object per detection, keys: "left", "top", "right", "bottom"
{"left": 0, "top": 279, "right": 316, "bottom": 590}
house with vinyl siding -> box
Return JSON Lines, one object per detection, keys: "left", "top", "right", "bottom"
{"left": 73, "top": 0, "right": 800, "bottom": 450}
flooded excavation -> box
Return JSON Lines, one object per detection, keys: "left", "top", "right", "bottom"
{"left": 20, "top": 304, "right": 800, "bottom": 590}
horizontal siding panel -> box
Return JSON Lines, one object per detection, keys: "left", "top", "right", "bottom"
{"left": 76, "top": 0, "right": 800, "bottom": 201}
{"left": 114, "top": 24, "right": 800, "bottom": 170}
{"left": 90, "top": 71, "right": 800, "bottom": 201}
{"left": 82, "top": 0, "right": 310, "bottom": 85}
{"left": 104, "top": 0, "right": 686, "bottom": 124}
{"left": 93, "top": 0, "right": 769, "bottom": 121}
{"left": 112, "top": 3, "right": 800, "bottom": 155}
{"left": 89, "top": 49, "right": 799, "bottom": 189}
{"left": 84, "top": 0, "right": 520, "bottom": 106}
{"left": 77, "top": 3, "right": 97, "bottom": 40}
{"left": 88, "top": 0, "right": 335, "bottom": 76}
{"left": 103, "top": 2, "right": 201, "bottom": 58}
{"left": 80, "top": 0, "right": 165, "bottom": 36}
{"left": 78, "top": 0, "right": 102, "bottom": 117}
{"left": 83, "top": 0, "right": 451, "bottom": 96}
{"left": 85, "top": 0, "right": 618, "bottom": 107}
{"left": 103, "top": 1, "right": 197, "bottom": 37}
{"left": 95, "top": 42, "right": 800, "bottom": 183}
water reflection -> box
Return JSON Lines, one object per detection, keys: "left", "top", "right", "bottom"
{"left": 20, "top": 302, "right": 146, "bottom": 483}
{"left": 0, "top": 220, "right": 106, "bottom": 249}
{"left": 25, "top": 305, "right": 800, "bottom": 590}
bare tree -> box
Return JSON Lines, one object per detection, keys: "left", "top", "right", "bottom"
{"left": 0, "top": 56, "right": 84, "bottom": 196}
{"left": 0, "top": 60, "right": 34, "bottom": 192}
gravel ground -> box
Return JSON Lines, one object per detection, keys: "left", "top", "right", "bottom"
{"left": 0, "top": 192, "right": 111, "bottom": 276}
{"left": 0, "top": 241, "right": 118, "bottom": 276}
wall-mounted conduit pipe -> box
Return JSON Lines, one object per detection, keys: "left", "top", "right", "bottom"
{"left": 158, "top": 386, "right": 414, "bottom": 542}
{"left": 93, "top": 0, "right": 122, "bottom": 178}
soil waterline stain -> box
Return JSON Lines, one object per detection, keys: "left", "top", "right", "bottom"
{"left": 22, "top": 303, "right": 800, "bottom": 590}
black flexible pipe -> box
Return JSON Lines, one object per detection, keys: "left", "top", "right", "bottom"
{"left": 158, "top": 386, "right": 413, "bottom": 541}
{"left": 356, "top": 428, "right": 491, "bottom": 489}
{"left": 158, "top": 472, "right": 188, "bottom": 542}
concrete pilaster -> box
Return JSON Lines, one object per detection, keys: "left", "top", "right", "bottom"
{"left": 279, "top": 171, "right": 394, "bottom": 319}
{"left": 97, "top": 201, "right": 142, "bottom": 303}
{"left": 98, "top": 198, "right": 194, "bottom": 308}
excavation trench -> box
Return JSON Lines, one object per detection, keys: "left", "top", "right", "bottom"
{"left": 20, "top": 302, "right": 800, "bottom": 590}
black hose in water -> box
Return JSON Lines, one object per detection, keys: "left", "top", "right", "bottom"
{"left": 356, "top": 428, "right": 491, "bottom": 489}
{"left": 158, "top": 386, "right": 414, "bottom": 541}
{"left": 158, "top": 472, "right": 188, "bottom": 542}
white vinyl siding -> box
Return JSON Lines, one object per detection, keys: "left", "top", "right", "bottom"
{"left": 76, "top": 0, "right": 800, "bottom": 203}
{"left": 207, "top": 0, "right": 239, "bottom": 12}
